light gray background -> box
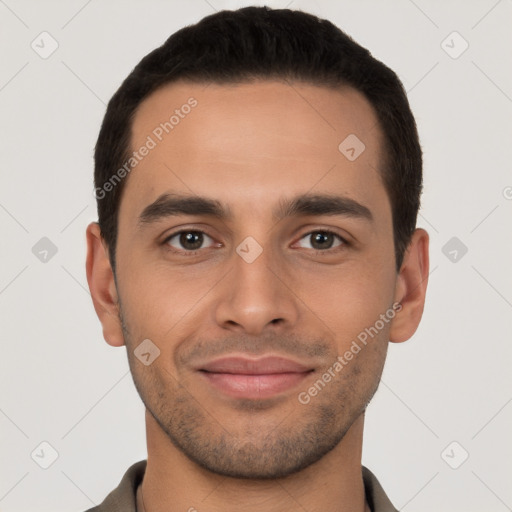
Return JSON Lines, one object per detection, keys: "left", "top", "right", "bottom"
{"left": 1, "top": 0, "right": 511, "bottom": 511}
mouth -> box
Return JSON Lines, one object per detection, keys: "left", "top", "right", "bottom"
{"left": 197, "top": 356, "right": 314, "bottom": 399}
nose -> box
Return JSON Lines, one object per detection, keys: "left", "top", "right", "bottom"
{"left": 214, "top": 241, "right": 300, "bottom": 336}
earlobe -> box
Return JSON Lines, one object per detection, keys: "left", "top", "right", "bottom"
{"left": 85, "top": 222, "right": 125, "bottom": 347}
{"left": 389, "top": 228, "right": 430, "bottom": 343}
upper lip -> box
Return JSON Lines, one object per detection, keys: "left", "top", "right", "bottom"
{"left": 198, "top": 356, "right": 313, "bottom": 375}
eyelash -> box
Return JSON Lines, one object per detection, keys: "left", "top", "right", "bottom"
{"left": 162, "top": 229, "right": 349, "bottom": 256}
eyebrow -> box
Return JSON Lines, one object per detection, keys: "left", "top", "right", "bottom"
{"left": 137, "top": 192, "right": 373, "bottom": 228}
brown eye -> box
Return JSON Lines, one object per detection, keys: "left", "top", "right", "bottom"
{"left": 296, "top": 231, "right": 346, "bottom": 251}
{"left": 165, "top": 231, "right": 214, "bottom": 252}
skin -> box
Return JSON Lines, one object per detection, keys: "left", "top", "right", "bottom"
{"left": 86, "top": 80, "right": 429, "bottom": 512}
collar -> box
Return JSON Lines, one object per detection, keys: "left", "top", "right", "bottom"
{"left": 85, "top": 460, "right": 398, "bottom": 512}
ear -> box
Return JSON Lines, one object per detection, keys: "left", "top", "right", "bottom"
{"left": 389, "top": 228, "right": 429, "bottom": 343}
{"left": 85, "top": 222, "right": 125, "bottom": 347}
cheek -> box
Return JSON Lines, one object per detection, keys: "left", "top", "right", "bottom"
{"left": 291, "top": 260, "right": 396, "bottom": 343}
{"left": 116, "top": 260, "right": 221, "bottom": 347}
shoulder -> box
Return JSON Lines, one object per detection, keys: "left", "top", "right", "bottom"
{"left": 362, "top": 466, "right": 399, "bottom": 512}
{"left": 82, "top": 460, "right": 147, "bottom": 512}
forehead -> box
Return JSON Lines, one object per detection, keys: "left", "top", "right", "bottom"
{"left": 121, "top": 80, "right": 388, "bottom": 226}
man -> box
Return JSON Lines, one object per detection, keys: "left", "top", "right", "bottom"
{"left": 86, "top": 6, "right": 429, "bottom": 512}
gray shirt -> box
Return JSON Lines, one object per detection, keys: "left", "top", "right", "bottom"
{"left": 84, "top": 460, "right": 398, "bottom": 512}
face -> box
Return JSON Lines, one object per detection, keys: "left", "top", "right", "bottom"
{"left": 111, "top": 80, "right": 400, "bottom": 478}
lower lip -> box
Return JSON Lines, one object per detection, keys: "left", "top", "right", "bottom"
{"left": 199, "top": 371, "right": 311, "bottom": 399}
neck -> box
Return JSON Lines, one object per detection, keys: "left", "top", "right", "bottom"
{"left": 138, "top": 410, "right": 368, "bottom": 512}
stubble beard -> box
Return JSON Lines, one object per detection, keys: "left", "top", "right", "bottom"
{"left": 120, "top": 305, "right": 386, "bottom": 479}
